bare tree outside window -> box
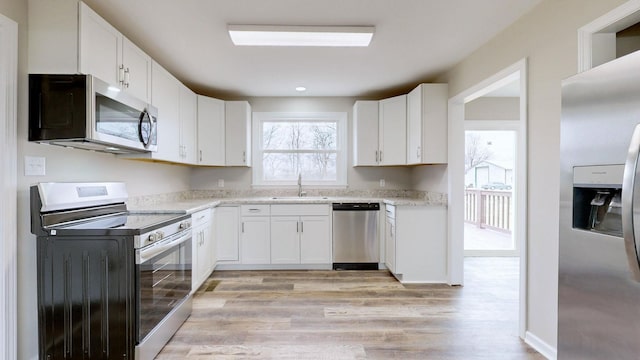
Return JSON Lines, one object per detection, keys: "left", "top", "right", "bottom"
{"left": 465, "top": 133, "right": 493, "bottom": 174}
{"left": 262, "top": 120, "right": 338, "bottom": 181}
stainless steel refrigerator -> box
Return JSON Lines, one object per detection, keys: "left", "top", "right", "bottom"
{"left": 559, "top": 50, "right": 640, "bottom": 359}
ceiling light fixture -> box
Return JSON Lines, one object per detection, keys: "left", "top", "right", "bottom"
{"left": 295, "top": 86, "right": 307, "bottom": 92}
{"left": 228, "top": 25, "right": 374, "bottom": 47}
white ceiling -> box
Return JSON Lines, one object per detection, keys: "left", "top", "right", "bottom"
{"left": 82, "top": 0, "right": 542, "bottom": 99}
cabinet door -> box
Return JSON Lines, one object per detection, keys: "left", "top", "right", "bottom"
{"left": 197, "top": 96, "right": 226, "bottom": 166}
{"left": 406, "top": 86, "right": 422, "bottom": 165}
{"left": 353, "top": 101, "right": 379, "bottom": 166}
{"left": 192, "top": 226, "right": 206, "bottom": 291}
{"left": 420, "top": 84, "right": 448, "bottom": 164}
{"left": 300, "top": 216, "right": 331, "bottom": 264}
{"left": 151, "top": 62, "right": 181, "bottom": 162}
{"left": 225, "top": 101, "right": 251, "bottom": 166}
{"left": 79, "top": 2, "right": 121, "bottom": 86}
{"left": 379, "top": 95, "right": 407, "bottom": 165}
{"left": 121, "top": 36, "right": 151, "bottom": 102}
{"left": 385, "top": 215, "right": 396, "bottom": 274}
{"left": 241, "top": 217, "right": 270, "bottom": 264}
{"left": 179, "top": 84, "right": 197, "bottom": 164}
{"left": 270, "top": 216, "right": 301, "bottom": 264}
{"left": 215, "top": 207, "right": 239, "bottom": 261}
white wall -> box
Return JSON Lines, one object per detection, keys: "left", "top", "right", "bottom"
{"left": 190, "top": 96, "right": 413, "bottom": 191}
{"left": 431, "top": 0, "right": 628, "bottom": 351}
{"left": 465, "top": 97, "right": 520, "bottom": 120}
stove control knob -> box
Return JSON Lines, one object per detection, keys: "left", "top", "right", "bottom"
{"left": 148, "top": 233, "right": 158, "bottom": 243}
{"left": 179, "top": 221, "right": 191, "bottom": 230}
{"left": 156, "top": 231, "right": 164, "bottom": 240}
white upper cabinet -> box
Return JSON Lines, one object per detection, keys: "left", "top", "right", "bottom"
{"left": 28, "top": 1, "right": 151, "bottom": 102}
{"left": 146, "top": 61, "right": 197, "bottom": 165}
{"left": 353, "top": 101, "right": 379, "bottom": 166}
{"left": 353, "top": 95, "right": 407, "bottom": 166}
{"left": 197, "top": 96, "right": 226, "bottom": 166}
{"left": 179, "top": 84, "right": 198, "bottom": 164}
{"left": 406, "top": 84, "right": 448, "bottom": 164}
{"left": 78, "top": 2, "right": 121, "bottom": 87}
{"left": 120, "top": 37, "right": 152, "bottom": 103}
{"left": 79, "top": 2, "right": 151, "bottom": 101}
{"left": 150, "top": 61, "right": 181, "bottom": 163}
{"left": 378, "top": 94, "right": 407, "bottom": 165}
{"left": 225, "top": 101, "right": 252, "bottom": 167}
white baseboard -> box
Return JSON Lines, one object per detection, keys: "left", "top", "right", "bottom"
{"left": 525, "top": 331, "right": 557, "bottom": 360}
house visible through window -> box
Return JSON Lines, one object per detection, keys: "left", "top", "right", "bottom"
{"left": 252, "top": 112, "right": 347, "bottom": 186}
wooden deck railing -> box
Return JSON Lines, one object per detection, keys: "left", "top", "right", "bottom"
{"left": 464, "top": 189, "right": 513, "bottom": 233}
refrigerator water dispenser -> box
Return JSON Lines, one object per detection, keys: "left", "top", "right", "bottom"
{"left": 572, "top": 165, "right": 624, "bottom": 237}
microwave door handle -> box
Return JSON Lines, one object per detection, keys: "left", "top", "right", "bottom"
{"left": 138, "top": 109, "right": 154, "bottom": 147}
{"left": 622, "top": 123, "right": 640, "bottom": 281}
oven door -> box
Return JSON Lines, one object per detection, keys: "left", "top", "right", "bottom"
{"left": 135, "top": 229, "right": 192, "bottom": 343}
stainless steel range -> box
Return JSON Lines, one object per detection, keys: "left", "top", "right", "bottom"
{"left": 30, "top": 182, "right": 192, "bottom": 360}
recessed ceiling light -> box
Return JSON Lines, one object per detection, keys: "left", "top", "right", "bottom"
{"left": 228, "top": 25, "right": 374, "bottom": 47}
{"left": 296, "top": 86, "right": 307, "bottom": 92}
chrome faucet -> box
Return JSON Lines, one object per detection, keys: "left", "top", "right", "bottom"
{"left": 298, "top": 173, "right": 306, "bottom": 197}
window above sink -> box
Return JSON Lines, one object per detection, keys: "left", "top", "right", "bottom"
{"left": 252, "top": 112, "right": 347, "bottom": 187}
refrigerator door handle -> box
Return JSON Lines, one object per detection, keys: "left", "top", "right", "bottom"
{"left": 622, "top": 123, "right": 640, "bottom": 281}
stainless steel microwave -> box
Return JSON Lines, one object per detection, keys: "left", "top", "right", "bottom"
{"left": 29, "top": 74, "right": 158, "bottom": 154}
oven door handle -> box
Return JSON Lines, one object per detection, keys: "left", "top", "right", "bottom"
{"left": 137, "top": 230, "right": 191, "bottom": 264}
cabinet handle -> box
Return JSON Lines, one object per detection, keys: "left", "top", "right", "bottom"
{"left": 242, "top": 151, "right": 246, "bottom": 164}
{"left": 375, "top": 150, "right": 379, "bottom": 163}
{"left": 199, "top": 150, "right": 203, "bottom": 162}
{"left": 296, "top": 221, "right": 299, "bottom": 233}
{"left": 124, "top": 67, "right": 130, "bottom": 88}
{"left": 380, "top": 150, "right": 383, "bottom": 163}
{"left": 417, "top": 146, "right": 421, "bottom": 159}
{"left": 301, "top": 221, "right": 304, "bottom": 233}
{"left": 241, "top": 222, "right": 244, "bottom": 233}
{"left": 119, "top": 64, "right": 125, "bottom": 85}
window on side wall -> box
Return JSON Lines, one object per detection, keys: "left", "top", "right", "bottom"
{"left": 252, "top": 112, "right": 347, "bottom": 187}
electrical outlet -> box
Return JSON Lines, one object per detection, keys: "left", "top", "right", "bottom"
{"left": 217, "top": 179, "right": 224, "bottom": 187}
{"left": 380, "top": 179, "right": 385, "bottom": 187}
{"left": 25, "top": 156, "right": 46, "bottom": 176}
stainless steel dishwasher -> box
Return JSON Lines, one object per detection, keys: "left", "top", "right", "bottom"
{"left": 332, "top": 202, "right": 380, "bottom": 270}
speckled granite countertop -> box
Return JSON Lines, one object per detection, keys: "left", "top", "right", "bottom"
{"left": 128, "top": 195, "right": 444, "bottom": 214}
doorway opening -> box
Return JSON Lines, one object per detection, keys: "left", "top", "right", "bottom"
{"left": 464, "top": 127, "right": 518, "bottom": 256}
{"left": 447, "top": 59, "right": 527, "bottom": 339}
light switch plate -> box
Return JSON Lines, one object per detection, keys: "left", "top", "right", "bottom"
{"left": 25, "top": 156, "right": 46, "bottom": 176}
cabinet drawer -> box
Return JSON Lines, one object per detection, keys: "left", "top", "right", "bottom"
{"left": 271, "top": 204, "right": 329, "bottom": 216}
{"left": 192, "top": 209, "right": 211, "bottom": 227}
{"left": 241, "top": 204, "right": 271, "bottom": 216}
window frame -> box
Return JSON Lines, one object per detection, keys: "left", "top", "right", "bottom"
{"left": 252, "top": 111, "right": 348, "bottom": 187}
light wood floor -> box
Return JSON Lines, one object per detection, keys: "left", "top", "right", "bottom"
{"left": 157, "top": 258, "right": 544, "bottom": 359}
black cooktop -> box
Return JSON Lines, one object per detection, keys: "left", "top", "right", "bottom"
{"left": 44, "top": 212, "right": 190, "bottom": 236}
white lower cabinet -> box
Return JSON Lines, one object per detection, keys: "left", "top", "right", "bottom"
{"left": 214, "top": 203, "right": 331, "bottom": 268}
{"left": 192, "top": 209, "right": 213, "bottom": 292}
{"left": 270, "top": 205, "right": 331, "bottom": 265}
{"left": 270, "top": 217, "right": 300, "bottom": 264}
{"left": 299, "top": 216, "right": 331, "bottom": 264}
{"left": 240, "top": 205, "right": 271, "bottom": 264}
{"left": 384, "top": 204, "right": 447, "bottom": 283}
{"left": 215, "top": 206, "right": 240, "bottom": 262}
{"left": 384, "top": 207, "right": 396, "bottom": 274}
